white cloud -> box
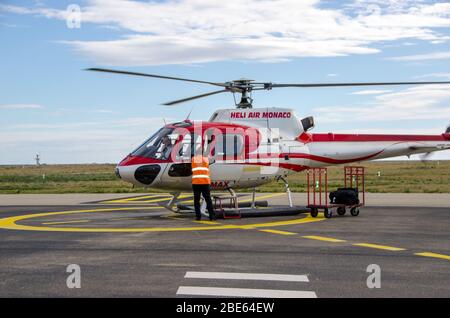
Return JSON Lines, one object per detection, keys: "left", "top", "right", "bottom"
{"left": 64, "top": 35, "right": 378, "bottom": 66}
{"left": 3, "top": 0, "right": 450, "bottom": 65}
{"left": 314, "top": 84, "right": 450, "bottom": 122}
{"left": 350, "top": 89, "right": 392, "bottom": 95}
{"left": 387, "top": 51, "right": 450, "bottom": 61}
{"left": 414, "top": 73, "right": 450, "bottom": 80}
{"left": 0, "top": 104, "right": 44, "bottom": 110}
{"left": 331, "top": 127, "right": 445, "bottom": 135}
{"left": 0, "top": 4, "right": 66, "bottom": 19}
{"left": 0, "top": 22, "right": 29, "bottom": 28}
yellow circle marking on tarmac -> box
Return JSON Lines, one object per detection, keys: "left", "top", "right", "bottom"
{"left": 0, "top": 206, "right": 325, "bottom": 233}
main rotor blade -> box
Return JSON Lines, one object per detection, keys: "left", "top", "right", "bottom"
{"left": 163, "top": 89, "right": 229, "bottom": 106}
{"left": 86, "top": 68, "right": 227, "bottom": 87}
{"left": 270, "top": 81, "right": 450, "bottom": 88}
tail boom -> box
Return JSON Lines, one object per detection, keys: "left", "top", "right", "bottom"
{"left": 301, "top": 132, "right": 450, "bottom": 166}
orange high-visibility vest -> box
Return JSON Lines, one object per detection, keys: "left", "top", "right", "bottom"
{"left": 191, "top": 155, "right": 211, "bottom": 185}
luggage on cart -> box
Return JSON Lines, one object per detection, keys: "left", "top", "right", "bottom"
{"left": 307, "top": 166, "right": 365, "bottom": 219}
{"left": 329, "top": 188, "right": 359, "bottom": 205}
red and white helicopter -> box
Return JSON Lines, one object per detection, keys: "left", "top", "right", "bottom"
{"left": 88, "top": 68, "right": 450, "bottom": 209}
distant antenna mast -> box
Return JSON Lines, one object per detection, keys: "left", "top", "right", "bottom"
{"left": 35, "top": 153, "right": 41, "bottom": 166}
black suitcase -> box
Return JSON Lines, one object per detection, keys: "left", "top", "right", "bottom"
{"left": 329, "top": 188, "right": 359, "bottom": 205}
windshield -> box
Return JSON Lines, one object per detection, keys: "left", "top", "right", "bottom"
{"left": 131, "top": 128, "right": 175, "bottom": 160}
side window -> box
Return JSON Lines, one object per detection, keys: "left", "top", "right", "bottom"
{"left": 176, "top": 133, "right": 203, "bottom": 159}
{"left": 204, "top": 128, "right": 220, "bottom": 157}
{"left": 214, "top": 134, "right": 244, "bottom": 160}
{"left": 177, "top": 133, "right": 192, "bottom": 160}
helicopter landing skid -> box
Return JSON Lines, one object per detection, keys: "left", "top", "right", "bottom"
{"left": 176, "top": 185, "right": 307, "bottom": 219}
{"left": 176, "top": 200, "right": 269, "bottom": 212}
{"left": 175, "top": 205, "right": 308, "bottom": 219}
{"left": 163, "top": 191, "right": 181, "bottom": 212}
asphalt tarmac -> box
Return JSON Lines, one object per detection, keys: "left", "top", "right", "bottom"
{"left": 0, "top": 193, "right": 449, "bottom": 297}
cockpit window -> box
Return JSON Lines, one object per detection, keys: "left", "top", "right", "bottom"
{"left": 132, "top": 128, "right": 175, "bottom": 160}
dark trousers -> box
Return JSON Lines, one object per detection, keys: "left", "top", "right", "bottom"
{"left": 192, "top": 184, "right": 215, "bottom": 219}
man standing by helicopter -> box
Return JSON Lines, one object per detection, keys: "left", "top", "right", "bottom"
{"left": 191, "top": 148, "right": 216, "bottom": 221}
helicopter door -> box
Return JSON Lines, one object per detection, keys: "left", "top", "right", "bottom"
{"left": 206, "top": 130, "right": 243, "bottom": 183}
{"left": 160, "top": 132, "right": 195, "bottom": 186}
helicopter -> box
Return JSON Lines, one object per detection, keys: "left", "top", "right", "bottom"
{"left": 87, "top": 68, "right": 450, "bottom": 208}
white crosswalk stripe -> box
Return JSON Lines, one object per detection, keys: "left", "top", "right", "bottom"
{"left": 184, "top": 271, "right": 309, "bottom": 282}
{"left": 177, "top": 271, "right": 317, "bottom": 298}
{"left": 177, "top": 286, "right": 317, "bottom": 298}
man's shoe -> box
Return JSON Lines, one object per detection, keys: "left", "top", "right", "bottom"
{"left": 195, "top": 216, "right": 201, "bottom": 221}
{"left": 209, "top": 215, "right": 216, "bottom": 221}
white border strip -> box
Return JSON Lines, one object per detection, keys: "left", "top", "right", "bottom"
{"left": 177, "top": 286, "right": 317, "bottom": 298}
{"left": 185, "top": 271, "right": 309, "bottom": 282}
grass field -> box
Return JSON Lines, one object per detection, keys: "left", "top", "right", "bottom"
{"left": 0, "top": 161, "right": 449, "bottom": 194}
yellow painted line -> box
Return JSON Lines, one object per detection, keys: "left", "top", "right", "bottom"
{"left": 259, "top": 229, "right": 297, "bottom": 235}
{"left": 239, "top": 215, "right": 325, "bottom": 230}
{"left": 102, "top": 201, "right": 148, "bottom": 204}
{"left": 415, "top": 252, "right": 450, "bottom": 261}
{"left": 102, "top": 194, "right": 169, "bottom": 204}
{"left": 106, "top": 194, "right": 193, "bottom": 204}
{"left": 353, "top": 243, "right": 405, "bottom": 251}
{"left": 42, "top": 220, "right": 91, "bottom": 225}
{"left": 302, "top": 235, "right": 346, "bottom": 243}
{"left": 101, "top": 193, "right": 172, "bottom": 203}
{"left": 105, "top": 197, "right": 173, "bottom": 204}
{"left": 0, "top": 207, "right": 325, "bottom": 233}
{"left": 121, "top": 194, "right": 165, "bottom": 201}
{"left": 195, "top": 220, "right": 220, "bottom": 225}
{"left": 141, "top": 194, "right": 192, "bottom": 203}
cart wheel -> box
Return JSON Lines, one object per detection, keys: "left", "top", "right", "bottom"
{"left": 350, "top": 207, "right": 360, "bottom": 216}
{"left": 324, "top": 208, "right": 332, "bottom": 219}
{"left": 337, "top": 207, "right": 346, "bottom": 216}
{"left": 310, "top": 208, "right": 318, "bottom": 218}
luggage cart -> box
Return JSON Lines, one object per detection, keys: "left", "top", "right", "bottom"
{"left": 307, "top": 166, "right": 365, "bottom": 219}
{"left": 341, "top": 166, "right": 365, "bottom": 217}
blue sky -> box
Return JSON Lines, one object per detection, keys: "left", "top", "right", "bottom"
{"left": 1, "top": 0, "right": 450, "bottom": 164}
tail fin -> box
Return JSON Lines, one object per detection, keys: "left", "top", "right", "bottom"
{"left": 446, "top": 125, "right": 450, "bottom": 134}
